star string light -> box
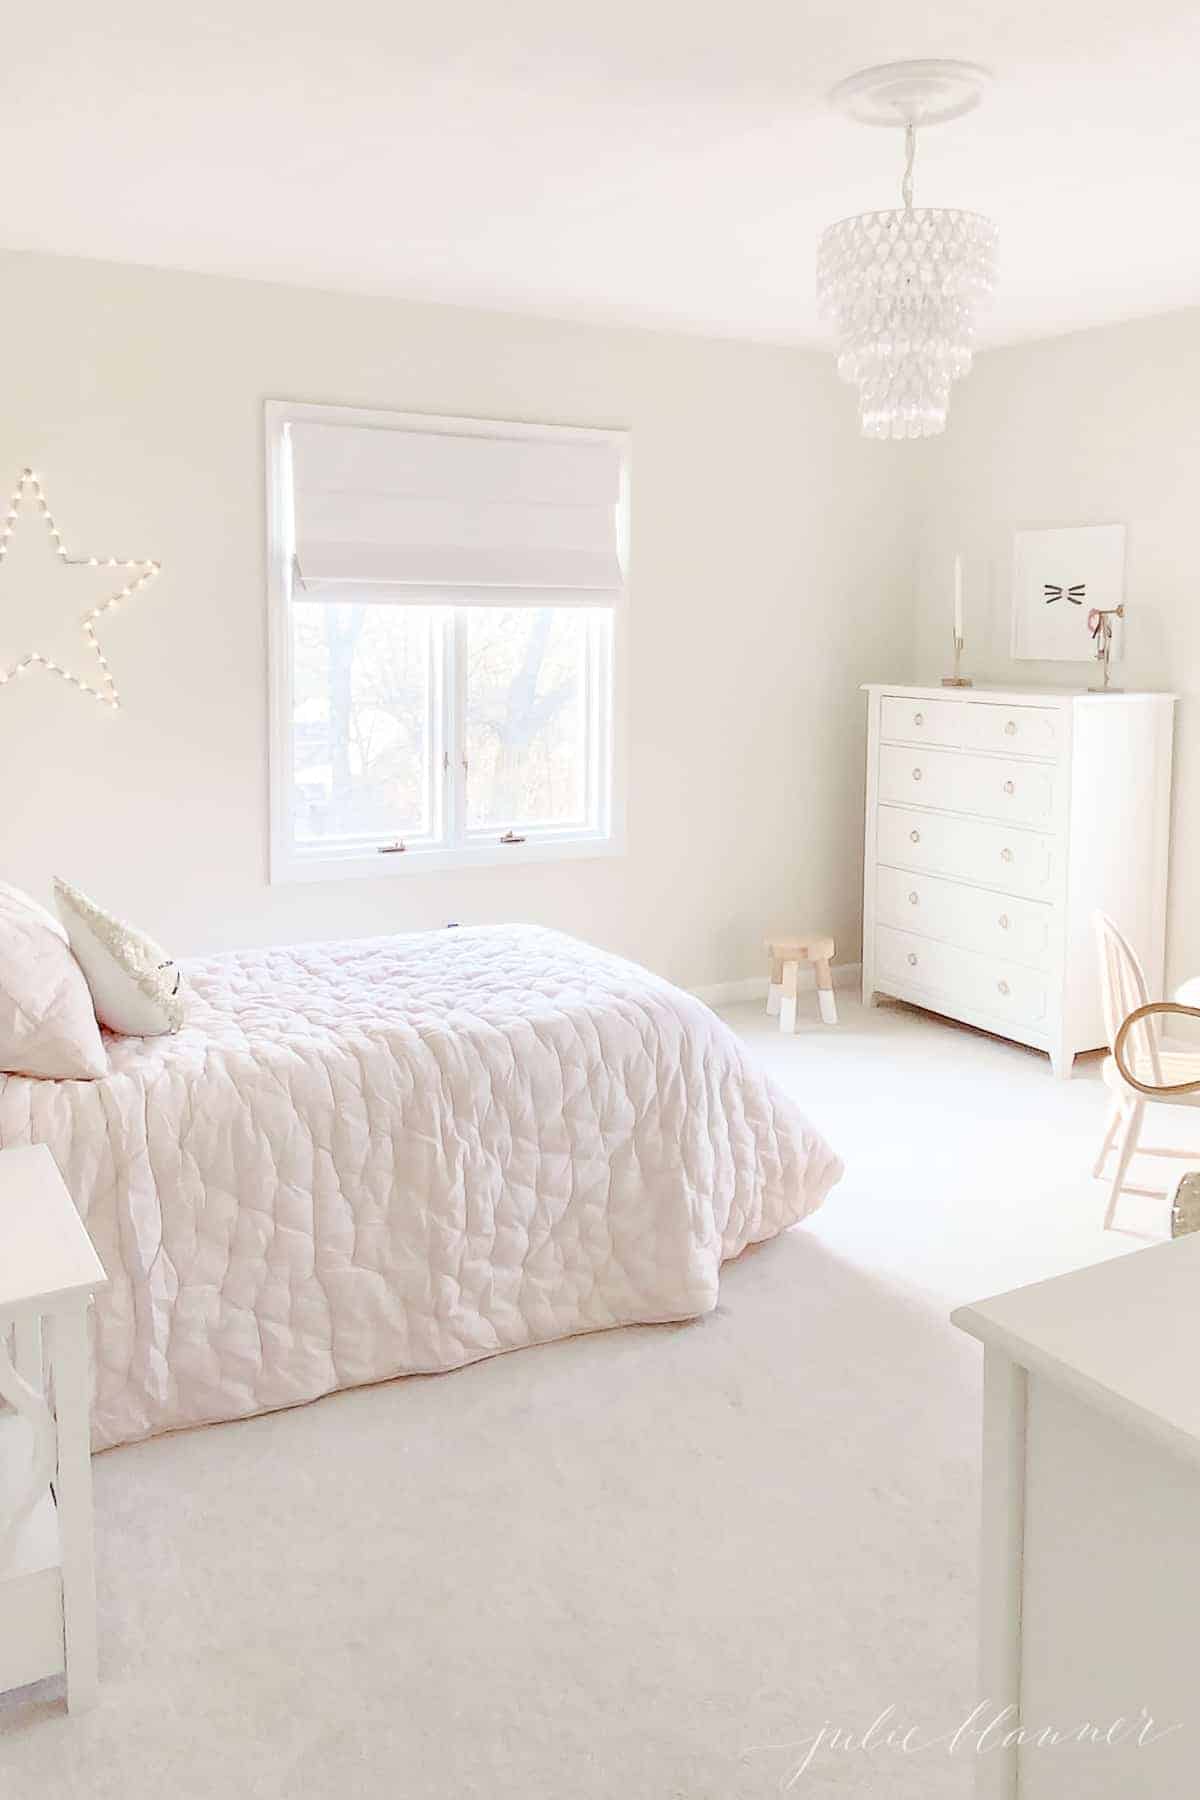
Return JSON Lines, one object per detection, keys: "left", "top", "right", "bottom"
{"left": 0, "top": 468, "right": 161, "bottom": 709}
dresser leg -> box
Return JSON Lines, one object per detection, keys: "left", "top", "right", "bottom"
{"left": 50, "top": 1303, "right": 99, "bottom": 1713}
{"left": 1049, "top": 1047, "right": 1075, "bottom": 1080}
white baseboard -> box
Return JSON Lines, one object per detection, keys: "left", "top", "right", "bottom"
{"left": 691, "top": 962, "right": 862, "bottom": 1009}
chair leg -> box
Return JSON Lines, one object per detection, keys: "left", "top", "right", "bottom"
{"left": 813, "top": 956, "right": 838, "bottom": 1025}
{"left": 779, "top": 960, "right": 799, "bottom": 1034}
{"left": 767, "top": 955, "right": 782, "bottom": 1017}
{"left": 1092, "top": 1099, "right": 1123, "bottom": 1178}
{"left": 1105, "top": 1100, "right": 1145, "bottom": 1231}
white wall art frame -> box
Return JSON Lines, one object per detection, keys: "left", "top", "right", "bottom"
{"left": 1011, "top": 524, "right": 1125, "bottom": 664}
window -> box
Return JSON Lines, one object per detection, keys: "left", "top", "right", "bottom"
{"left": 267, "top": 404, "right": 627, "bottom": 881}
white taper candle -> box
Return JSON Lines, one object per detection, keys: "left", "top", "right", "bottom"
{"left": 953, "top": 553, "right": 964, "bottom": 644}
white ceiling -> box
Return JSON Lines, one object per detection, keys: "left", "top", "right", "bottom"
{"left": 6, "top": 2, "right": 1200, "bottom": 347}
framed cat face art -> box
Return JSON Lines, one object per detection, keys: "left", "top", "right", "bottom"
{"left": 1011, "top": 524, "right": 1126, "bottom": 663}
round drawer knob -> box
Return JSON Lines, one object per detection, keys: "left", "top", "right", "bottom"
{"left": 912, "top": 767, "right": 923, "bottom": 782}
{"left": 1001, "top": 848, "right": 1014, "bottom": 863}
{"left": 913, "top": 711, "right": 924, "bottom": 726}
{"left": 908, "top": 891, "right": 919, "bottom": 905}
{"left": 907, "top": 952, "right": 918, "bottom": 967}
{"left": 910, "top": 829, "right": 920, "bottom": 844}
{"left": 999, "top": 914, "right": 1010, "bottom": 930}
{"left": 1004, "top": 720, "right": 1017, "bottom": 736}
{"left": 1003, "top": 779, "right": 1015, "bottom": 795}
{"left": 997, "top": 979, "right": 1011, "bottom": 996}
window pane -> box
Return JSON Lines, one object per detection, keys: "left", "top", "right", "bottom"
{"left": 465, "top": 609, "right": 591, "bottom": 831}
{"left": 291, "top": 602, "right": 436, "bottom": 844}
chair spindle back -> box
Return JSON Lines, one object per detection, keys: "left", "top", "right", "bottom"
{"left": 1093, "top": 912, "right": 1162, "bottom": 1084}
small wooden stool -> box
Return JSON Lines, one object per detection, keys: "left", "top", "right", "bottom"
{"left": 764, "top": 934, "right": 838, "bottom": 1032}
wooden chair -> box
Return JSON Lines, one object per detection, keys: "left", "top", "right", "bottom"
{"left": 764, "top": 934, "right": 837, "bottom": 1032}
{"left": 1093, "top": 912, "right": 1200, "bottom": 1229}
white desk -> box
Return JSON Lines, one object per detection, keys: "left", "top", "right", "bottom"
{"left": 0, "top": 1145, "right": 107, "bottom": 1711}
{"left": 954, "top": 1239, "right": 1200, "bottom": 1798}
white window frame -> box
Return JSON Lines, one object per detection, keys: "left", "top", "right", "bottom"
{"left": 265, "top": 400, "right": 629, "bottom": 884}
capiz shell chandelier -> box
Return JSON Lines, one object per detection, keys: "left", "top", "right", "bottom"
{"left": 817, "top": 61, "right": 998, "bottom": 440}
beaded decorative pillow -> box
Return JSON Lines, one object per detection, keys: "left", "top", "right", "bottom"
{"left": 53, "top": 877, "right": 184, "bottom": 1037}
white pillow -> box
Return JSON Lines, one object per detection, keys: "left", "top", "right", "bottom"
{"left": 0, "top": 881, "right": 107, "bottom": 1079}
{"left": 54, "top": 878, "right": 185, "bottom": 1037}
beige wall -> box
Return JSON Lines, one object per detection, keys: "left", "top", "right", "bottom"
{"left": 913, "top": 306, "right": 1200, "bottom": 984}
{"left": 0, "top": 250, "right": 916, "bottom": 989}
{"left": 5, "top": 250, "right": 1196, "bottom": 991}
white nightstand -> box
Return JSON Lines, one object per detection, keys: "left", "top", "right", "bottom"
{"left": 0, "top": 1145, "right": 107, "bottom": 1712}
{"left": 954, "top": 1237, "right": 1200, "bottom": 1798}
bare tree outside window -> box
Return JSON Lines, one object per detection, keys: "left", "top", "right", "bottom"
{"left": 292, "top": 602, "right": 435, "bottom": 841}
{"left": 465, "top": 609, "right": 588, "bottom": 829}
{"left": 288, "top": 602, "right": 605, "bottom": 855}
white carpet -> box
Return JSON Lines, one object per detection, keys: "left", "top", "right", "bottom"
{"left": 3, "top": 996, "right": 1185, "bottom": 1797}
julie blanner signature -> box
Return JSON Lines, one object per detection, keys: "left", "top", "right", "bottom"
{"left": 747, "top": 1702, "right": 1183, "bottom": 1789}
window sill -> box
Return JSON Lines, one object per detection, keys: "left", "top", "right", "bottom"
{"left": 271, "top": 833, "right": 626, "bottom": 885}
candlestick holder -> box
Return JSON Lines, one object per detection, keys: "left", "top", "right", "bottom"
{"left": 941, "top": 634, "right": 973, "bottom": 688}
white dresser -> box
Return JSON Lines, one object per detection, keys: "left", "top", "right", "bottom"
{"left": 954, "top": 1237, "right": 1200, "bottom": 1798}
{"left": 862, "top": 685, "right": 1175, "bottom": 1077}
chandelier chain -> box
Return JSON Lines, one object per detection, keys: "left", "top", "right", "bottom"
{"left": 901, "top": 123, "right": 916, "bottom": 212}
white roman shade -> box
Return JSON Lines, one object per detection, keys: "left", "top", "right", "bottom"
{"left": 290, "top": 418, "right": 625, "bottom": 604}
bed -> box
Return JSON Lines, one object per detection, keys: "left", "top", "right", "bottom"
{"left": 0, "top": 924, "right": 842, "bottom": 1450}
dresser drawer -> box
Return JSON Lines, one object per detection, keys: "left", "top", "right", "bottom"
{"left": 878, "top": 744, "right": 1058, "bottom": 831}
{"left": 876, "top": 805, "right": 1061, "bottom": 901}
{"left": 961, "top": 702, "right": 1063, "bottom": 761}
{"left": 875, "top": 867, "right": 1055, "bottom": 971}
{"left": 880, "top": 695, "right": 964, "bottom": 747}
{"left": 876, "top": 925, "right": 1050, "bottom": 1029}
{"left": 950, "top": 752, "right": 1058, "bottom": 830}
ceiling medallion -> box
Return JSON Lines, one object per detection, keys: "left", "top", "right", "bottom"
{"left": 816, "top": 60, "right": 998, "bottom": 441}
